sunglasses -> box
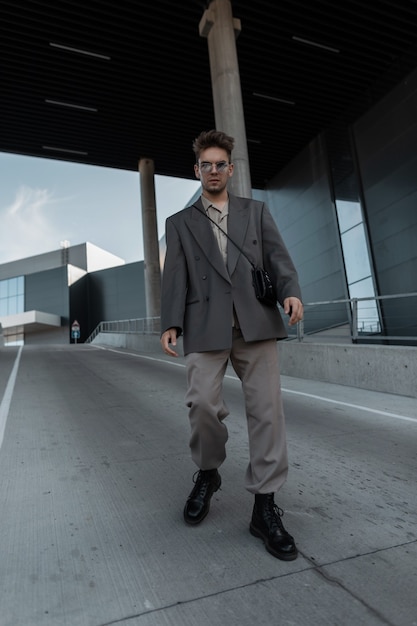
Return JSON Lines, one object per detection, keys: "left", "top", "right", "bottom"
{"left": 198, "top": 161, "right": 230, "bottom": 173}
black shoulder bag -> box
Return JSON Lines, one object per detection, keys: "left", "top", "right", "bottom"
{"left": 194, "top": 205, "right": 277, "bottom": 307}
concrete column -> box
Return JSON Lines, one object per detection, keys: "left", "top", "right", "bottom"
{"left": 138, "top": 158, "right": 161, "bottom": 318}
{"left": 199, "top": 0, "right": 252, "bottom": 198}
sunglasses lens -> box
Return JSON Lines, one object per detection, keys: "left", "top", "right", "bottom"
{"left": 200, "top": 161, "right": 229, "bottom": 172}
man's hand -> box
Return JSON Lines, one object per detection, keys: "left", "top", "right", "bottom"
{"left": 161, "top": 328, "right": 179, "bottom": 357}
{"left": 283, "top": 297, "right": 304, "bottom": 326}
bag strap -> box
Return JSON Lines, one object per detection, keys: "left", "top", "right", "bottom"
{"left": 192, "top": 204, "right": 256, "bottom": 269}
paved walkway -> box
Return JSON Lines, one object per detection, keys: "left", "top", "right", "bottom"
{"left": 0, "top": 344, "right": 416, "bottom": 626}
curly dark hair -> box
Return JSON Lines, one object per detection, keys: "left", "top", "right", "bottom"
{"left": 192, "top": 130, "right": 235, "bottom": 161}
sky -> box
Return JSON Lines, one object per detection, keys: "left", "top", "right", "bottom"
{"left": 0, "top": 152, "right": 201, "bottom": 265}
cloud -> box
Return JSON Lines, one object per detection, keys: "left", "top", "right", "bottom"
{"left": 0, "top": 185, "right": 66, "bottom": 263}
{"left": 7, "top": 185, "right": 52, "bottom": 215}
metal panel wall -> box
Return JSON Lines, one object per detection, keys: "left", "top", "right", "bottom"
{"left": 25, "top": 266, "right": 69, "bottom": 344}
{"left": 264, "top": 135, "right": 348, "bottom": 334}
{"left": 353, "top": 67, "right": 417, "bottom": 340}
{"left": 25, "top": 266, "right": 69, "bottom": 318}
{"left": 87, "top": 262, "right": 147, "bottom": 336}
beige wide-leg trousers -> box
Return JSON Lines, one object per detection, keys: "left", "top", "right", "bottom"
{"left": 185, "top": 329, "right": 288, "bottom": 494}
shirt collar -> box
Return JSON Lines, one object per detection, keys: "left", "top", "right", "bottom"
{"left": 201, "top": 194, "right": 228, "bottom": 213}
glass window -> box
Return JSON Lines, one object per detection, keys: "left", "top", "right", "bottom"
{"left": 0, "top": 277, "right": 25, "bottom": 318}
{"left": 8, "top": 278, "right": 18, "bottom": 297}
{"left": 340, "top": 223, "right": 372, "bottom": 285}
{"left": 16, "top": 294, "right": 24, "bottom": 312}
{"left": 336, "top": 200, "right": 363, "bottom": 233}
{"left": 8, "top": 298, "right": 18, "bottom": 315}
{"left": 335, "top": 199, "right": 380, "bottom": 335}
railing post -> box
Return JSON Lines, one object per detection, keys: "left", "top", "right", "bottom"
{"left": 297, "top": 319, "right": 304, "bottom": 342}
{"left": 352, "top": 298, "right": 358, "bottom": 342}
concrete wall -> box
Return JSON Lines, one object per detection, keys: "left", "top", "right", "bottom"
{"left": 91, "top": 333, "right": 417, "bottom": 399}
{"left": 277, "top": 342, "right": 417, "bottom": 399}
{"left": 24, "top": 325, "right": 68, "bottom": 345}
{"left": 92, "top": 332, "right": 165, "bottom": 353}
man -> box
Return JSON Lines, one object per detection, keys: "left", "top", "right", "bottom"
{"left": 160, "top": 130, "right": 303, "bottom": 560}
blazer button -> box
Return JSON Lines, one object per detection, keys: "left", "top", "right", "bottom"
{"left": 195, "top": 256, "right": 200, "bottom": 260}
{"left": 202, "top": 275, "right": 207, "bottom": 280}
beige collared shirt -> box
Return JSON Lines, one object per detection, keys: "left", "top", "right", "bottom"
{"left": 201, "top": 195, "right": 229, "bottom": 265}
{"left": 201, "top": 195, "right": 240, "bottom": 328}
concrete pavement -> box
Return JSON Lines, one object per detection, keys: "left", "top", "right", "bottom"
{"left": 0, "top": 344, "right": 416, "bottom": 626}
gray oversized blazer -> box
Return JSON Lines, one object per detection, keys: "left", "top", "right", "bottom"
{"left": 160, "top": 193, "right": 302, "bottom": 355}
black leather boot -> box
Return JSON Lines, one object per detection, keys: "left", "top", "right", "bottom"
{"left": 183, "top": 469, "right": 221, "bottom": 525}
{"left": 250, "top": 493, "right": 298, "bottom": 560}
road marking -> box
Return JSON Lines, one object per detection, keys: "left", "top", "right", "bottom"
{"left": 94, "top": 345, "right": 417, "bottom": 424}
{"left": 0, "top": 346, "right": 23, "bottom": 449}
{"left": 94, "top": 345, "right": 186, "bottom": 366}
{"left": 282, "top": 388, "right": 417, "bottom": 423}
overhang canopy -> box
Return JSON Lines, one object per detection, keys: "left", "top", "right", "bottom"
{"left": 0, "top": 311, "right": 62, "bottom": 333}
{"left": 1, "top": 1, "right": 417, "bottom": 188}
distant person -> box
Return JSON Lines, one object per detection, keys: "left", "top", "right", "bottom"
{"left": 160, "top": 130, "right": 303, "bottom": 560}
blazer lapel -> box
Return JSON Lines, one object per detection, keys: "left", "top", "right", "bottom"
{"left": 186, "top": 199, "right": 231, "bottom": 283}
{"left": 227, "top": 194, "right": 251, "bottom": 276}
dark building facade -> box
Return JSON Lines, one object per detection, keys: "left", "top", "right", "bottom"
{"left": 0, "top": 243, "right": 145, "bottom": 346}
{"left": 259, "top": 65, "right": 417, "bottom": 345}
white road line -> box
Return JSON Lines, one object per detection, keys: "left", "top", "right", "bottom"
{"left": 282, "top": 388, "right": 417, "bottom": 423}
{"left": 94, "top": 345, "right": 185, "bottom": 366}
{"left": 95, "top": 346, "right": 417, "bottom": 424}
{"left": 0, "top": 346, "right": 23, "bottom": 449}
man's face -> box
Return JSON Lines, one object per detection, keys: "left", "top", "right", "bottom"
{"left": 194, "top": 147, "right": 234, "bottom": 196}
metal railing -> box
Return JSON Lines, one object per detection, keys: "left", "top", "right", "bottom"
{"left": 85, "top": 317, "right": 160, "bottom": 344}
{"left": 85, "top": 293, "right": 417, "bottom": 346}
{"left": 288, "top": 292, "right": 417, "bottom": 344}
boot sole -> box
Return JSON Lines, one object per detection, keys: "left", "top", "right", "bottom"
{"left": 250, "top": 523, "right": 298, "bottom": 561}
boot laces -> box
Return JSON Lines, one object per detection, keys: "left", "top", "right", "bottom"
{"left": 267, "top": 502, "right": 286, "bottom": 532}
{"left": 190, "top": 470, "right": 215, "bottom": 499}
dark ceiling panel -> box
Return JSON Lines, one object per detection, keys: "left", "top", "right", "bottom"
{"left": 1, "top": 0, "right": 417, "bottom": 188}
